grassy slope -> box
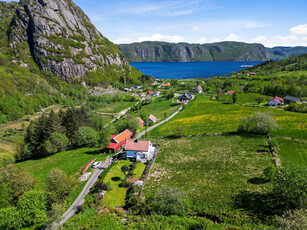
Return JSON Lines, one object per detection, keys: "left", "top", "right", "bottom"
{"left": 103, "top": 160, "right": 132, "bottom": 207}
{"left": 141, "top": 97, "right": 181, "bottom": 119}
{"left": 149, "top": 95, "right": 306, "bottom": 166}
{"left": 143, "top": 135, "right": 273, "bottom": 225}
{"left": 18, "top": 147, "right": 106, "bottom": 189}
{"left": 95, "top": 101, "right": 136, "bottom": 114}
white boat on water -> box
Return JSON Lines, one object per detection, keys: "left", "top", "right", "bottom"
{"left": 240, "top": 65, "right": 253, "bottom": 68}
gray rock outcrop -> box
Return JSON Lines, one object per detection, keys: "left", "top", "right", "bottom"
{"left": 9, "top": 0, "right": 130, "bottom": 81}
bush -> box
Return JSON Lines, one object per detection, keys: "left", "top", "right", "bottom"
{"left": 276, "top": 209, "right": 307, "bottom": 230}
{"left": 49, "top": 132, "right": 69, "bottom": 151}
{"left": 0, "top": 152, "right": 15, "bottom": 168}
{"left": 73, "top": 126, "right": 98, "bottom": 147}
{"left": 148, "top": 186, "right": 188, "bottom": 216}
{"left": 238, "top": 112, "right": 278, "bottom": 134}
{"left": 274, "top": 163, "right": 307, "bottom": 209}
{"left": 38, "top": 140, "right": 57, "bottom": 155}
{"left": 263, "top": 164, "right": 277, "bottom": 181}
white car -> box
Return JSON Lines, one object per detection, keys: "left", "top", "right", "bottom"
{"left": 92, "top": 161, "right": 101, "bottom": 168}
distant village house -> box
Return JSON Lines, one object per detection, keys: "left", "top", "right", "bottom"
{"left": 148, "top": 114, "right": 157, "bottom": 123}
{"left": 284, "top": 96, "right": 303, "bottom": 104}
{"left": 268, "top": 96, "right": 284, "bottom": 106}
{"left": 137, "top": 117, "right": 144, "bottom": 128}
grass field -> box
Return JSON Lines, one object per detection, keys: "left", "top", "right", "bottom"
{"left": 150, "top": 95, "right": 306, "bottom": 138}
{"left": 149, "top": 95, "right": 306, "bottom": 167}
{"left": 95, "top": 101, "right": 136, "bottom": 114}
{"left": 103, "top": 160, "right": 132, "bottom": 207}
{"left": 18, "top": 147, "right": 107, "bottom": 189}
{"left": 221, "top": 93, "right": 270, "bottom": 105}
{"left": 141, "top": 97, "right": 181, "bottom": 120}
{"left": 133, "top": 163, "right": 146, "bottom": 178}
{"left": 143, "top": 135, "right": 274, "bottom": 226}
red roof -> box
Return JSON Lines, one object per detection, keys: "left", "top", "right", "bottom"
{"left": 162, "top": 83, "right": 170, "bottom": 87}
{"left": 126, "top": 140, "right": 150, "bottom": 152}
{"left": 275, "top": 96, "right": 284, "bottom": 102}
{"left": 149, "top": 114, "right": 157, "bottom": 122}
{"left": 106, "top": 142, "right": 117, "bottom": 149}
{"left": 228, "top": 90, "right": 235, "bottom": 94}
{"left": 137, "top": 117, "right": 144, "bottom": 127}
{"left": 147, "top": 91, "right": 154, "bottom": 95}
{"left": 114, "top": 129, "right": 133, "bottom": 143}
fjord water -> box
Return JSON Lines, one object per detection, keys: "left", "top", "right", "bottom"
{"left": 131, "top": 61, "right": 263, "bottom": 79}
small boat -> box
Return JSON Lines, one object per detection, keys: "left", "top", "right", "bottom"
{"left": 240, "top": 65, "right": 253, "bottom": 68}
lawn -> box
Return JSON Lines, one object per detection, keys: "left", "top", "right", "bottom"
{"left": 143, "top": 135, "right": 274, "bottom": 226}
{"left": 18, "top": 147, "right": 107, "bottom": 189}
{"left": 103, "top": 160, "right": 132, "bottom": 207}
{"left": 95, "top": 101, "right": 136, "bottom": 114}
{"left": 133, "top": 163, "right": 146, "bottom": 178}
{"left": 140, "top": 97, "right": 181, "bottom": 119}
{"left": 221, "top": 93, "right": 270, "bottom": 105}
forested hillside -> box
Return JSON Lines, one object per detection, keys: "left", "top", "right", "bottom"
{"left": 117, "top": 41, "right": 307, "bottom": 62}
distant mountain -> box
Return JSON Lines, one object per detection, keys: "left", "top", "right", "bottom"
{"left": 116, "top": 41, "right": 307, "bottom": 62}
{"left": 266, "top": 46, "right": 307, "bottom": 59}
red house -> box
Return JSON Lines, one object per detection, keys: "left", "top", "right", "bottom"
{"left": 147, "top": 91, "right": 154, "bottom": 95}
{"left": 227, "top": 90, "right": 235, "bottom": 95}
{"left": 106, "top": 129, "right": 134, "bottom": 153}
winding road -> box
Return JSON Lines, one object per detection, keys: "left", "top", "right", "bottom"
{"left": 52, "top": 96, "right": 190, "bottom": 229}
{"left": 50, "top": 156, "right": 112, "bottom": 229}
{"left": 135, "top": 106, "right": 183, "bottom": 139}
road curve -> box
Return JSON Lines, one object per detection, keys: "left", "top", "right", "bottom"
{"left": 135, "top": 106, "right": 183, "bottom": 139}
{"left": 50, "top": 156, "right": 112, "bottom": 229}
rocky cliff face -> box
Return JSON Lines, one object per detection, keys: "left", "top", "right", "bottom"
{"left": 8, "top": 0, "right": 131, "bottom": 81}
{"left": 117, "top": 41, "right": 272, "bottom": 62}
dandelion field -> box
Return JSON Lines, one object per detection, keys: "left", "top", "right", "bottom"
{"left": 149, "top": 95, "right": 306, "bottom": 166}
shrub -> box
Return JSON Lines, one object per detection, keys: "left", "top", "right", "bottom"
{"left": 49, "top": 132, "right": 69, "bottom": 151}
{"left": 238, "top": 112, "right": 278, "bottom": 134}
{"left": 38, "top": 140, "right": 57, "bottom": 155}
{"left": 148, "top": 186, "right": 188, "bottom": 216}
{"left": 73, "top": 126, "right": 98, "bottom": 147}
{"left": 274, "top": 163, "right": 307, "bottom": 209}
{"left": 276, "top": 209, "right": 307, "bottom": 230}
{"left": 0, "top": 152, "right": 15, "bottom": 168}
{"left": 263, "top": 164, "right": 277, "bottom": 181}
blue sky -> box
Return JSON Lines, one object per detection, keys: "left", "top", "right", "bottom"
{"left": 3, "top": 0, "right": 307, "bottom": 47}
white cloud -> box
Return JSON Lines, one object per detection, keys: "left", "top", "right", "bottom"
{"left": 225, "top": 33, "right": 240, "bottom": 41}
{"left": 198, "top": 37, "right": 208, "bottom": 43}
{"left": 245, "top": 22, "right": 272, "bottom": 29}
{"left": 250, "top": 34, "right": 307, "bottom": 47}
{"left": 114, "top": 34, "right": 186, "bottom": 44}
{"left": 251, "top": 36, "right": 268, "bottom": 44}
{"left": 191, "top": 26, "right": 200, "bottom": 32}
{"left": 290, "top": 24, "right": 307, "bottom": 36}
{"left": 137, "top": 34, "right": 185, "bottom": 43}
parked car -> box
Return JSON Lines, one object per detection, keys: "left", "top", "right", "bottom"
{"left": 92, "top": 161, "right": 101, "bottom": 168}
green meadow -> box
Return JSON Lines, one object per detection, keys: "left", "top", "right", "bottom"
{"left": 143, "top": 135, "right": 274, "bottom": 226}
{"left": 18, "top": 147, "right": 106, "bottom": 189}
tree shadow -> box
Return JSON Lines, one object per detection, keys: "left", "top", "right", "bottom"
{"left": 248, "top": 177, "right": 269, "bottom": 184}
{"left": 234, "top": 191, "right": 285, "bottom": 219}
{"left": 84, "top": 149, "right": 102, "bottom": 155}
{"left": 111, "top": 177, "right": 121, "bottom": 182}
